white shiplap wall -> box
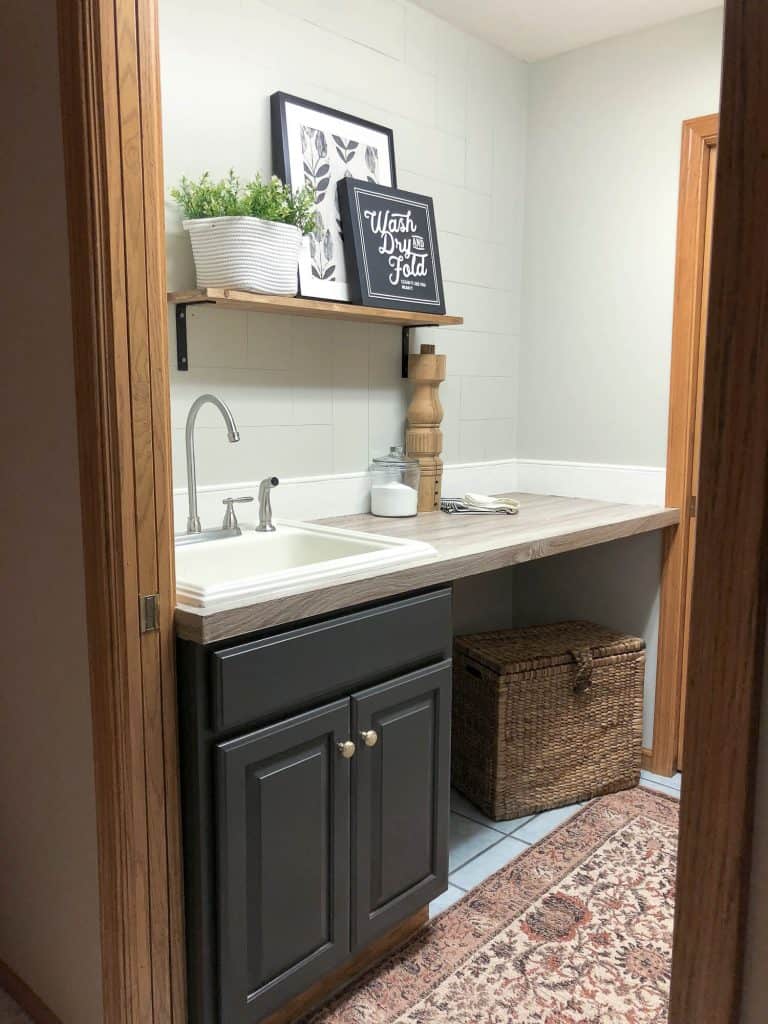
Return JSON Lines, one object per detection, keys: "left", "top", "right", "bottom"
{"left": 160, "top": 0, "right": 527, "bottom": 514}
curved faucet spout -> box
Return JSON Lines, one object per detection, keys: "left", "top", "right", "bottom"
{"left": 185, "top": 394, "right": 240, "bottom": 533}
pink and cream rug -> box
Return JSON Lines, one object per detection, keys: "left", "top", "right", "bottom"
{"left": 310, "top": 787, "right": 678, "bottom": 1023}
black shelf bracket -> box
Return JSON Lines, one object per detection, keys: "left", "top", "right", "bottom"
{"left": 402, "top": 324, "right": 439, "bottom": 378}
{"left": 174, "top": 301, "right": 212, "bottom": 371}
{"left": 401, "top": 326, "right": 410, "bottom": 378}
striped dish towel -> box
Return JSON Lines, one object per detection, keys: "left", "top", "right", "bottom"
{"left": 440, "top": 494, "right": 520, "bottom": 515}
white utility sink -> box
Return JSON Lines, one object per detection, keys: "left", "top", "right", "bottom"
{"left": 175, "top": 519, "right": 436, "bottom": 607}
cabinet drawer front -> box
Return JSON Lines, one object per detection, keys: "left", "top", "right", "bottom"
{"left": 211, "top": 588, "right": 452, "bottom": 732}
{"left": 216, "top": 700, "right": 351, "bottom": 1023}
{"left": 352, "top": 661, "right": 451, "bottom": 949}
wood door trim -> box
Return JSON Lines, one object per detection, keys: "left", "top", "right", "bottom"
{"left": 56, "top": 1, "right": 183, "bottom": 1021}
{"left": 669, "top": 0, "right": 768, "bottom": 1018}
{"left": 652, "top": 113, "right": 719, "bottom": 776}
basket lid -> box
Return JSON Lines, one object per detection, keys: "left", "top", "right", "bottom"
{"left": 455, "top": 620, "right": 644, "bottom": 674}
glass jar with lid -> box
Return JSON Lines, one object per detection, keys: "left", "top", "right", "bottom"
{"left": 369, "top": 445, "right": 420, "bottom": 517}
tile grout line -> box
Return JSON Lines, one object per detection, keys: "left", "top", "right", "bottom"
{"left": 448, "top": 830, "right": 510, "bottom": 877}
{"left": 450, "top": 806, "right": 536, "bottom": 838}
{"left": 446, "top": 791, "right": 669, "bottom": 905}
{"left": 448, "top": 828, "right": 533, "bottom": 883}
{"left": 444, "top": 805, "right": 598, "bottom": 902}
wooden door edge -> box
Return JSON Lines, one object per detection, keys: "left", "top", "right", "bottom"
{"left": 652, "top": 113, "right": 719, "bottom": 777}
{"left": 135, "top": 1, "right": 187, "bottom": 1013}
{"left": 57, "top": 5, "right": 148, "bottom": 1018}
{"left": 669, "top": 0, "right": 768, "bottom": 1018}
{"left": 56, "top": 1, "right": 183, "bottom": 1022}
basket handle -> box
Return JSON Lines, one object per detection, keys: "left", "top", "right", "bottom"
{"left": 570, "top": 647, "right": 593, "bottom": 694}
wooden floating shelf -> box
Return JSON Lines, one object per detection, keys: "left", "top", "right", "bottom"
{"left": 168, "top": 288, "right": 463, "bottom": 328}
{"left": 168, "top": 288, "right": 463, "bottom": 375}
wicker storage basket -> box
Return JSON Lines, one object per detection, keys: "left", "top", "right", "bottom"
{"left": 452, "top": 621, "right": 645, "bottom": 820}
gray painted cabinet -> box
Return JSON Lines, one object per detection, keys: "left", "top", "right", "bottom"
{"left": 352, "top": 664, "right": 450, "bottom": 949}
{"left": 178, "top": 588, "right": 453, "bottom": 1024}
{"left": 216, "top": 700, "right": 352, "bottom": 1023}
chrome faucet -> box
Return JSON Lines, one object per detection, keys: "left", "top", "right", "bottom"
{"left": 184, "top": 394, "right": 240, "bottom": 534}
{"left": 256, "top": 476, "right": 279, "bottom": 532}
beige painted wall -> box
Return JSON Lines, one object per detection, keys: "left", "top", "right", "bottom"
{"left": 519, "top": 8, "right": 724, "bottom": 467}
{"left": 0, "top": 3, "right": 103, "bottom": 1021}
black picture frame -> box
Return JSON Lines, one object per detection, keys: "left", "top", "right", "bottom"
{"left": 270, "top": 92, "right": 397, "bottom": 303}
{"left": 337, "top": 178, "right": 446, "bottom": 315}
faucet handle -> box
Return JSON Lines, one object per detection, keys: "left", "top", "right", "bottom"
{"left": 221, "top": 495, "right": 254, "bottom": 530}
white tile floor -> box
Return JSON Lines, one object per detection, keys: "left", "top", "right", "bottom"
{"left": 429, "top": 771, "right": 682, "bottom": 919}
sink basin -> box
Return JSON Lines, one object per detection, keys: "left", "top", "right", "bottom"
{"left": 175, "top": 519, "right": 436, "bottom": 607}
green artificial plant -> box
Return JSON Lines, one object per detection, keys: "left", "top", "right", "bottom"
{"left": 171, "top": 171, "right": 316, "bottom": 234}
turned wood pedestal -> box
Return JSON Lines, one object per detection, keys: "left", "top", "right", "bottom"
{"left": 406, "top": 343, "right": 446, "bottom": 513}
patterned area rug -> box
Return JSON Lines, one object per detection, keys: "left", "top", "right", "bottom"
{"left": 309, "top": 787, "right": 678, "bottom": 1024}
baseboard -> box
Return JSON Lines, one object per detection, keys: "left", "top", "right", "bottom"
{"left": 172, "top": 457, "right": 665, "bottom": 526}
{"left": 516, "top": 459, "right": 666, "bottom": 506}
{"left": 442, "top": 459, "right": 520, "bottom": 497}
{"left": 172, "top": 459, "right": 520, "bottom": 526}
{"left": 0, "top": 960, "right": 62, "bottom": 1024}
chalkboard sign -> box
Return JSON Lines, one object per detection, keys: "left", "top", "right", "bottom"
{"left": 337, "top": 178, "right": 445, "bottom": 314}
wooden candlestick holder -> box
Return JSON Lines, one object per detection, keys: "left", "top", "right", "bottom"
{"left": 406, "top": 343, "right": 447, "bottom": 512}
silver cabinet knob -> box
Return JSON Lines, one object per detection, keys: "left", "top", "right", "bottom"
{"left": 360, "top": 730, "right": 379, "bottom": 748}
{"left": 337, "top": 740, "right": 356, "bottom": 759}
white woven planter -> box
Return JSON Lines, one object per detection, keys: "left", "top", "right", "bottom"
{"left": 183, "top": 216, "right": 301, "bottom": 296}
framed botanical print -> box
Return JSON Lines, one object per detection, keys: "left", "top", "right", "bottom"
{"left": 337, "top": 179, "right": 445, "bottom": 314}
{"left": 271, "top": 92, "right": 397, "bottom": 302}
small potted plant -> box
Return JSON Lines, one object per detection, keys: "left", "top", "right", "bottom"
{"left": 171, "top": 171, "right": 316, "bottom": 296}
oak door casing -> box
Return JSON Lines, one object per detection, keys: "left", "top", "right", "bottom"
{"left": 675, "top": 143, "right": 717, "bottom": 768}
{"left": 352, "top": 662, "right": 451, "bottom": 949}
{"left": 56, "top": 0, "right": 182, "bottom": 1021}
{"left": 652, "top": 114, "right": 719, "bottom": 777}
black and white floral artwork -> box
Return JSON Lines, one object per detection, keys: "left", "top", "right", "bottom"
{"left": 271, "top": 93, "right": 396, "bottom": 302}
{"left": 301, "top": 126, "right": 384, "bottom": 284}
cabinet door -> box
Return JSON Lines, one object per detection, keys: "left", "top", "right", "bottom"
{"left": 216, "top": 700, "right": 351, "bottom": 1023}
{"left": 352, "top": 661, "right": 451, "bottom": 948}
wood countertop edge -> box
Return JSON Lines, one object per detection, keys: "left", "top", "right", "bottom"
{"left": 175, "top": 499, "right": 679, "bottom": 645}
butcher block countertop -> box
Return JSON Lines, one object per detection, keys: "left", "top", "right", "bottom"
{"left": 174, "top": 492, "right": 679, "bottom": 645}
